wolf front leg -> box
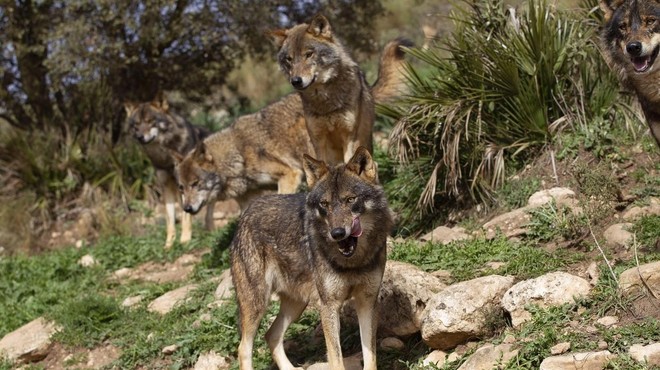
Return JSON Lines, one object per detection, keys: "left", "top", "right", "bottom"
{"left": 157, "top": 170, "right": 178, "bottom": 249}
{"left": 319, "top": 300, "right": 345, "bottom": 370}
{"left": 354, "top": 292, "right": 380, "bottom": 370}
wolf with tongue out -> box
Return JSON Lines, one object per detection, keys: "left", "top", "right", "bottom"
{"left": 230, "top": 146, "right": 394, "bottom": 370}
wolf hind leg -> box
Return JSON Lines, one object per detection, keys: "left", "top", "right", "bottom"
{"left": 266, "top": 295, "right": 307, "bottom": 370}
{"left": 236, "top": 287, "right": 269, "bottom": 370}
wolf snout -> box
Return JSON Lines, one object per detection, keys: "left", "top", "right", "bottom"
{"left": 626, "top": 41, "right": 643, "bottom": 56}
{"left": 290, "top": 76, "right": 304, "bottom": 89}
{"left": 330, "top": 227, "right": 347, "bottom": 240}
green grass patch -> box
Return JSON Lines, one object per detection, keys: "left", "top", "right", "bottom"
{"left": 389, "top": 236, "right": 583, "bottom": 282}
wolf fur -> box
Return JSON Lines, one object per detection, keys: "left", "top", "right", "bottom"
{"left": 271, "top": 16, "right": 412, "bottom": 164}
{"left": 600, "top": 0, "right": 660, "bottom": 146}
{"left": 173, "top": 40, "right": 409, "bottom": 214}
{"left": 125, "top": 97, "right": 212, "bottom": 248}
{"left": 230, "top": 147, "right": 394, "bottom": 370}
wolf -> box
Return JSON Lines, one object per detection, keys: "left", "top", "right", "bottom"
{"left": 125, "top": 96, "right": 213, "bottom": 248}
{"left": 172, "top": 39, "right": 410, "bottom": 214}
{"left": 600, "top": 0, "right": 660, "bottom": 147}
{"left": 271, "top": 16, "right": 412, "bottom": 164}
{"left": 171, "top": 94, "right": 314, "bottom": 213}
{"left": 230, "top": 147, "right": 394, "bottom": 370}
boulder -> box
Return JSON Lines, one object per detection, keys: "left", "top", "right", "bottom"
{"left": 629, "top": 342, "right": 660, "bottom": 366}
{"left": 420, "top": 226, "right": 470, "bottom": 244}
{"left": 148, "top": 284, "right": 198, "bottom": 315}
{"left": 193, "top": 351, "right": 230, "bottom": 370}
{"left": 619, "top": 261, "right": 660, "bottom": 297}
{"left": 457, "top": 343, "right": 519, "bottom": 370}
{"left": 539, "top": 350, "right": 616, "bottom": 370}
{"left": 527, "top": 188, "right": 576, "bottom": 208}
{"left": 0, "top": 317, "right": 59, "bottom": 364}
{"left": 603, "top": 223, "right": 633, "bottom": 248}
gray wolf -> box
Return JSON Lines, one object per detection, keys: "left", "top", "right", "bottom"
{"left": 171, "top": 94, "right": 314, "bottom": 213}
{"left": 600, "top": 0, "right": 660, "bottom": 146}
{"left": 271, "top": 16, "right": 412, "bottom": 164}
{"left": 125, "top": 96, "right": 213, "bottom": 248}
{"left": 230, "top": 147, "right": 394, "bottom": 370}
{"left": 172, "top": 39, "right": 409, "bottom": 214}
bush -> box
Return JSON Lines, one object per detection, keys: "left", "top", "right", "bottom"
{"left": 384, "top": 0, "right": 639, "bottom": 233}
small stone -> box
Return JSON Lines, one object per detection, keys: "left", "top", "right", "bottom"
{"left": 121, "top": 295, "right": 143, "bottom": 308}
{"left": 597, "top": 316, "right": 619, "bottom": 327}
{"left": 380, "top": 337, "right": 405, "bottom": 351}
{"left": 78, "top": 254, "right": 97, "bottom": 267}
{"left": 503, "top": 334, "right": 516, "bottom": 344}
{"left": 550, "top": 342, "right": 571, "bottom": 355}
{"left": 598, "top": 341, "right": 608, "bottom": 350}
{"left": 422, "top": 350, "right": 447, "bottom": 367}
{"left": 162, "top": 344, "right": 178, "bottom": 355}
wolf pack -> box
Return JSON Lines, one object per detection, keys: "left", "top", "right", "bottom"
{"left": 125, "top": 5, "right": 660, "bottom": 369}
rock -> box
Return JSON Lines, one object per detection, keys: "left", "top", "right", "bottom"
{"left": 457, "top": 343, "right": 519, "bottom": 370}
{"left": 370, "top": 261, "right": 447, "bottom": 337}
{"left": 622, "top": 198, "right": 660, "bottom": 221}
{"left": 0, "top": 317, "right": 60, "bottom": 363}
{"left": 421, "top": 275, "right": 514, "bottom": 350}
{"left": 598, "top": 341, "right": 608, "bottom": 350}
{"left": 121, "top": 295, "right": 144, "bottom": 308}
{"left": 422, "top": 350, "right": 448, "bottom": 368}
{"left": 483, "top": 208, "right": 531, "bottom": 239}
{"left": 162, "top": 344, "right": 178, "bottom": 355}
{"left": 380, "top": 337, "right": 405, "bottom": 351}
{"left": 78, "top": 254, "right": 97, "bottom": 267}
{"left": 420, "top": 226, "right": 470, "bottom": 244}
{"left": 85, "top": 344, "right": 121, "bottom": 369}
{"left": 501, "top": 272, "right": 591, "bottom": 327}
{"left": 193, "top": 351, "right": 230, "bottom": 370}
{"left": 148, "top": 284, "right": 198, "bottom": 315}
{"left": 596, "top": 316, "right": 619, "bottom": 327}
{"left": 550, "top": 342, "right": 571, "bottom": 355}
{"left": 586, "top": 262, "right": 600, "bottom": 286}
{"left": 619, "top": 261, "right": 660, "bottom": 297}
{"left": 112, "top": 267, "right": 132, "bottom": 280}
{"left": 603, "top": 223, "right": 633, "bottom": 248}
{"left": 539, "top": 350, "right": 616, "bottom": 370}
{"left": 213, "top": 269, "right": 234, "bottom": 301}
{"left": 629, "top": 342, "right": 660, "bottom": 365}
{"left": 528, "top": 188, "right": 576, "bottom": 208}
{"left": 307, "top": 353, "right": 362, "bottom": 370}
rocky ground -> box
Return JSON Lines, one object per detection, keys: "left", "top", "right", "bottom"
{"left": 1, "top": 146, "right": 659, "bottom": 369}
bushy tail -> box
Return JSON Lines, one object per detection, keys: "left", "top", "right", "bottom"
{"left": 370, "top": 37, "right": 414, "bottom": 103}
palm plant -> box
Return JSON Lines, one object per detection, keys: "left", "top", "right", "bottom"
{"left": 385, "top": 0, "right": 633, "bottom": 231}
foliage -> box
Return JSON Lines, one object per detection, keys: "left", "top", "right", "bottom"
{"left": 384, "top": 0, "right": 639, "bottom": 231}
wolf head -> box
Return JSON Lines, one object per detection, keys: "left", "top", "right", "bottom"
{"left": 171, "top": 144, "right": 223, "bottom": 215}
{"left": 125, "top": 96, "right": 175, "bottom": 145}
{"left": 269, "top": 14, "right": 356, "bottom": 90}
{"left": 600, "top": 0, "right": 660, "bottom": 75}
{"left": 303, "top": 147, "right": 393, "bottom": 262}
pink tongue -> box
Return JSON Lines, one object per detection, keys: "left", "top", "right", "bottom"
{"left": 350, "top": 217, "right": 362, "bottom": 237}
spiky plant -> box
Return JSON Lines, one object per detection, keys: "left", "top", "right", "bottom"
{"left": 385, "top": 0, "right": 636, "bottom": 232}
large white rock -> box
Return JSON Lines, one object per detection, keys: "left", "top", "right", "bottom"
{"left": 539, "top": 350, "right": 616, "bottom": 370}
{"left": 457, "top": 343, "right": 519, "bottom": 370}
{"left": 420, "top": 226, "right": 470, "bottom": 244}
{"left": 421, "top": 275, "right": 514, "bottom": 350}
{"left": 501, "top": 272, "right": 591, "bottom": 327}
{"left": 527, "top": 187, "right": 576, "bottom": 208}
{"left": 148, "top": 284, "right": 198, "bottom": 315}
{"left": 619, "top": 261, "right": 660, "bottom": 297}
{"left": 483, "top": 208, "right": 531, "bottom": 239}
{"left": 629, "top": 342, "right": 660, "bottom": 366}
{"left": 0, "top": 317, "right": 60, "bottom": 364}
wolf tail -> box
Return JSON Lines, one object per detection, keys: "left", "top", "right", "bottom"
{"left": 370, "top": 37, "right": 414, "bottom": 103}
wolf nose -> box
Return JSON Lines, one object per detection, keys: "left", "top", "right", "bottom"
{"left": 626, "top": 42, "right": 643, "bottom": 56}
{"left": 330, "top": 228, "right": 346, "bottom": 240}
{"left": 183, "top": 205, "right": 193, "bottom": 213}
{"left": 291, "top": 76, "right": 303, "bottom": 88}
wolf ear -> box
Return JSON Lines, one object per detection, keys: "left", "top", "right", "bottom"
{"left": 151, "top": 92, "right": 169, "bottom": 112}
{"left": 268, "top": 29, "right": 288, "bottom": 48}
{"left": 124, "top": 101, "right": 138, "bottom": 116}
{"left": 303, "top": 154, "right": 328, "bottom": 188}
{"left": 169, "top": 149, "right": 184, "bottom": 166}
{"left": 346, "top": 147, "right": 378, "bottom": 184}
{"left": 307, "top": 14, "right": 332, "bottom": 39}
{"left": 599, "top": 0, "right": 624, "bottom": 21}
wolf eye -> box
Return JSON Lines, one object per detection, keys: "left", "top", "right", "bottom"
{"left": 646, "top": 17, "right": 657, "bottom": 27}
{"left": 191, "top": 180, "right": 199, "bottom": 187}
{"left": 346, "top": 196, "right": 356, "bottom": 204}
{"left": 178, "top": 184, "right": 184, "bottom": 191}
{"left": 619, "top": 23, "right": 627, "bottom": 31}
{"left": 305, "top": 51, "right": 314, "bottom": 59}
{"left": 319, "top": 200, "right": 329, "bottom": 208}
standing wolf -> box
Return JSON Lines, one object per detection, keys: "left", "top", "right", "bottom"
{"left": 271, "top": 15, "right": 412, "bottom": 163}
{"left": 231, "top": 147, "right": 394, "bottom": 370}
{"left": 125, "top": 97, "right": 213, "bottom": 248}
{"left": 600, "top": 0, "right": 660, "bottom": 147}
{"left": 173, "top": 39, "right": 410, "bottom": 214}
